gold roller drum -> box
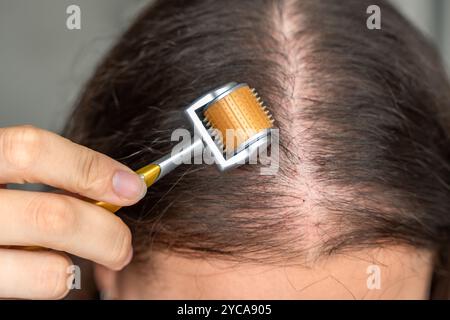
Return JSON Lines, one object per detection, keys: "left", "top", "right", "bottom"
{"left": 204, "top": 85, "right": 274, "bottom": 153}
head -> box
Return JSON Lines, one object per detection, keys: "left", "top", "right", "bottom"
{"left": 65, "top": 0, "right": 450, "bottom": 299}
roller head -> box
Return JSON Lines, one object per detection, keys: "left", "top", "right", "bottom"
{"left": 204, "top": 85, "right": 274, "bottom": 153}
{"left": 185, "top": 82, "right": 275, "bottom": 171}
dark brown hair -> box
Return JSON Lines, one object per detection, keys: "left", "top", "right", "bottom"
{"left": 65, "top": 0, "right": 450, "bottom": 298}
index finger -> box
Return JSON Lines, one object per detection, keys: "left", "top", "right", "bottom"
{"left": 0, "top": 126, "right": 147, "bottom": 206}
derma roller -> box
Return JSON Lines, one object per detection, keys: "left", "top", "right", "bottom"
{"left": 10, "top": 82, "right": 274, "bottom": 251}
{"left": 96, "top": 82, "right": 275, "bottom": 213}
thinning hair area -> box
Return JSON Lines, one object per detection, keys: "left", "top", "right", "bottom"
{"left": 65, "top": 0, "right": 450, "bottom": 286}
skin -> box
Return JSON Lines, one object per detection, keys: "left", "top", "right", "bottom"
{"left": 0, "top": 125, "right": 146, "bottom": 299}
{"left": 96, "top": 246, "right": 434, "bottom": 300}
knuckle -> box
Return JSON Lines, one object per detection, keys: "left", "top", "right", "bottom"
{"left": 75, "top": 149, "right": 104, "bottom": 194}
{"left": 0, "top": 125, "right": 43, "bottom": 170}
{"left": 109, "top": 223, "right": 132, "bottom": 269}
{"left": 36, "top": 254, "right": 72, "bottom": 299}
{"left": 28, "top": 194, "right": 76, "bottom": 241}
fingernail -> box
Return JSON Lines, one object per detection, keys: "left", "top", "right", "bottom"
{"left": 112, "top": 170, "right": 147, "bottom": 200}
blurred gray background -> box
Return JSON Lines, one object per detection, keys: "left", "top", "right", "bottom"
{"left": 1, "top": 0, "right": 449, "bottom": 133}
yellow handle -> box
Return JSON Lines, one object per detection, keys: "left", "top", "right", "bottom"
{"left": 95, "top": 163, "right": 161, "bottom": 213}
{"left": 5, "top": 164, "right": 161, "bottom": 251}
